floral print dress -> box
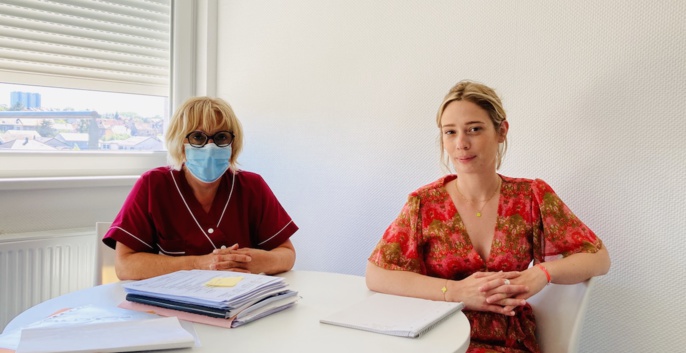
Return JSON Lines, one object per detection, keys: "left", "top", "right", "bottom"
{"left": 368, "top": 174, "right": 603, "bottom": 353}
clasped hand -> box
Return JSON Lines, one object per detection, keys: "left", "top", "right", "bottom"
{"left": 202, "top": 244, "right": 267, "bottom": 274}
{"left": 449, "top": 268, "right": 547, "bottom": 316}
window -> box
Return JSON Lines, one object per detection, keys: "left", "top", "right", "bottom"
{"left": 0, "top": 84, "right": 167, "bottom": 152}
{"left": 0, "top": 0, "right": 175, "bottom": 178}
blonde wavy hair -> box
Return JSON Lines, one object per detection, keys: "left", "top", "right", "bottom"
{"left": 166, "top": 97, "right": 243, "bottom": 171}
{"left": 435, "top": 80, "right": 508, "bottom": 170}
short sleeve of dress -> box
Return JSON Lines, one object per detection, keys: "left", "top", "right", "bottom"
{"left": 531, "top": 179, "right": 603, "bottom": 263}
{"left": 250, "top": 174, "right": 298, "bottom": 251}
{"left": 102, "top": 171, "right": 157, "bottom": 252}
{"left": 368, "top": 195, "right": 426, "bottom": 274}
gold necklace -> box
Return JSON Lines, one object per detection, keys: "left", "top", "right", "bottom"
{"left": 455, "top": 177, "right": 502, "bottom": 217}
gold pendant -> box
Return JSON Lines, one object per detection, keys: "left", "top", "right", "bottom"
{"left": 476, "top": 212, "right": 482, "bottom": 217}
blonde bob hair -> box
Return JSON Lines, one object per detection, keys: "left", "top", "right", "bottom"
{"left": 436, "top": 80, "right": 508, "bottom": 170}
{"left": 166, "top": 96, "right": 243, "bottom": 171}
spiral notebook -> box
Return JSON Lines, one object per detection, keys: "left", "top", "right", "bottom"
{"left": 320, "top": 293, "right": 464, "bottom": 338}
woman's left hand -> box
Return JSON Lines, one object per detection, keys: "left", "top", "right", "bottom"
{"left": 207, "top": 244, "right": 251, "bottom": 272}
{"left": 223, "top": 247, "right": 270, "bottom": 273}
{"left": 210, "top": 240, "right": 296, "bottom": 275}
{"left": 478, "top": 267, "right": 549, "bottom": 311}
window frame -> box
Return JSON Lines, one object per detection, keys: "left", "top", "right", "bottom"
{"left": 0, "top": 0, "right": 210, "bottom": 181}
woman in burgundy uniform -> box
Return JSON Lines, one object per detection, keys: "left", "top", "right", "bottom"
{"left": 365, "top": 81, "right": 610, "bottom": 352}
{"left": 103, "top": 97, "right": 298, "bottom": 280}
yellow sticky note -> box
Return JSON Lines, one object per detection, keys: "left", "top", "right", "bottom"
{"left": 205, "top": 276, "right": 243, "bottom": 287}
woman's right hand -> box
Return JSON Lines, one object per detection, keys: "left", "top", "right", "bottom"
{"left": 447, "top": 271, "right": 528, "bottom": 316}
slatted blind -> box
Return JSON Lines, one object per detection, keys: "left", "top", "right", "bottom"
{"left": 0, "top": 0, "right": 171, "bottom": 96}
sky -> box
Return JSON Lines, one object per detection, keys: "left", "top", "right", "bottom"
{"left": 0, "top": 83, "right": 167, "bottom": 118}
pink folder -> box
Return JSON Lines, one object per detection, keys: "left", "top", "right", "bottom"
{"left": 118, "top": 300, "right": 234, "bottom": 328}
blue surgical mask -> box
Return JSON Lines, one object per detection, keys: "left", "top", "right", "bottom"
{"left": 184, "top": 144, "right": 232, "bottom": 183}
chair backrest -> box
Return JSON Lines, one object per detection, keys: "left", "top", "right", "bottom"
{"left": 527, "top": 276, "right": 596, "bottom": 353}
{"left": 95, "top": 222, "right": 118, "bottom": 285}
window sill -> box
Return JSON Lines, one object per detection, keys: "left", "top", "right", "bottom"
{"left": 0, "top": 150, "right": 167, "bottom": 178}
{"left": 0, "top": 175, "right": 140, "bottom": 191}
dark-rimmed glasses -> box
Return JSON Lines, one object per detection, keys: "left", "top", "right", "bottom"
{"left": 185, "top": 131, "right": 234, "bottom": 148}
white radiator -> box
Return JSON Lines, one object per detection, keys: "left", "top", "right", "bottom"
{"left": 0, "top": 228, "right": 96, "bottom": 332}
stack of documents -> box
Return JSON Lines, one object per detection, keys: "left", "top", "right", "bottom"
{"left": 122, "top": 270, "right": 298, "bottom": 327}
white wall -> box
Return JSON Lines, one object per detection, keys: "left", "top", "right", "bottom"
{"left": 215, "top": 1, "right": 685, "bottom": 351}
{"left": 0, "top": 183, "right": 133, "bottom": 234}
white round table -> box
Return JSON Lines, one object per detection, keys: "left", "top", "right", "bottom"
{"left": 5, "top": 270, "right": 470, "bottom": 353}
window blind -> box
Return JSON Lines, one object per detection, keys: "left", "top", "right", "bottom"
{"left": 0, "top": 0, "right": 170, "bottom": 96}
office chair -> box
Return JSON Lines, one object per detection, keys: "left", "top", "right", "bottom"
{"left": 95, "top": 222, "right": 118, "bottom": 285}
{"left": 527, "top": 275, "right": 596, "bottom": 353}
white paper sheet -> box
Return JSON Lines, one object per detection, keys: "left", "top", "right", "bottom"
{"left": 16, "top": 316, "right": 194, "bottom": 353}
{"left": 320, "top": 293, "right": 464, "bottom": 338}
{"left": 0, "top": 305, "right": 166, "bottom": 351}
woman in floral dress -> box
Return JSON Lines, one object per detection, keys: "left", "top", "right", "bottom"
{"left": 366, "top": 80, "right": 610, "bottom": 353}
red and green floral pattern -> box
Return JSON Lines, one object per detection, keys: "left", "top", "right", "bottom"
{"left": 369, "top": 174, "right": 602, "bottom": 353}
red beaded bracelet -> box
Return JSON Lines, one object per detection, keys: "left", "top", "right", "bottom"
{"left": 536, "top": 264, "right": 551, "bottom": 284}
